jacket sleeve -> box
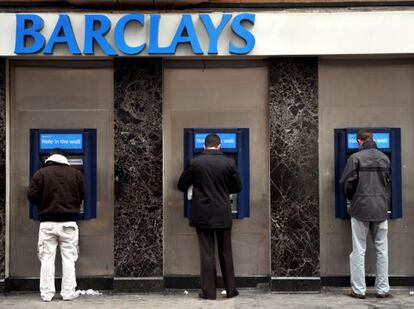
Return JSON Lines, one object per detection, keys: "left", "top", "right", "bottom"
{"left": 228, "top": 164, "right": 242, "bottom": 194}
{"left": 27, "top": 172, "right": 43, "bottom": 206}
{"left": 177, "top": 163, "right": 196, "bottom": 192}
{"left": 339, "top": 156, "right": 359, "bottom": 200}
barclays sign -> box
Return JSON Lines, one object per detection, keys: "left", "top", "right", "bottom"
{"left": 14, "top": 13, "right": 256, "bottom": 56}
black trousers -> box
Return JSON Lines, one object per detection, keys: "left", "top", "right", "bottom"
{"left": 196, "top": 228, "right": 237, "bottom": 299}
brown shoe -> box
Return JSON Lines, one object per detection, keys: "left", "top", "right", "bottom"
{"left": 347, "top": 291, "right": 366, "bottom": 299}
{"left": 226, "top": 290, "right": 239, "bottom": 299}
{"left": 376, "top": 292, "right": 392, "bottom": 298}
{"left": 198, "top": 292, "right": 216, "bottom": 300}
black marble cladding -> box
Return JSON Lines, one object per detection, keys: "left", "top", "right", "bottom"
{"left": 269, "top": 58, "right": 319, "bottom": 277}
{"left": 0, "top": 60, "right": 5, "bottom": 278}
{"left": 114, "top": 59, "right": 163, "bottom": 277}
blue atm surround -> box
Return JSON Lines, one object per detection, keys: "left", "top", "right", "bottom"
{"left": 183, "top": 128, "right": 250, "bottom": 219}
{"left": 29, "top": 129, "right": 97, "bottom": 220}
{"left": 334, "top": 128, "right": 402, "bottom": 219}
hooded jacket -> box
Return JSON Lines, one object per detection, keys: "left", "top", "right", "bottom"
{"left": 340, "top": 140, "right": 391, "bottom": 222}
{"left": 27, "top": 154, "right": 85, "bottom": 222}
{"left": 177, "top": 149, "right": 242, "bottom": 229}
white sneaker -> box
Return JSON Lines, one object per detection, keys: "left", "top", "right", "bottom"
{"left": 41, "top": 296, "right": 53, "bottom": 302}
{"left": 62, "top": 291, "right": 80, "bottom": 301}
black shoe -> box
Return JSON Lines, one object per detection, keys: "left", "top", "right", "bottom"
{"left": 347, "top": 291, "right": 365, "bottom": 299}
{"left": 226, "top": 289, "right": 239, "bottom": 299}
{"left": 198, "top": 292, "right": 216, "bottom": 300}
{"left": 376, "top": 292, "right": 392, "bottom": 299}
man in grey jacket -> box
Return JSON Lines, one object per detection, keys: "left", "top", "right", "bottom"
{"left": 340, "top": 129, "right": 391, "bottom": 299}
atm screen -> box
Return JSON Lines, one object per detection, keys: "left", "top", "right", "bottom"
{"left": 40, "top": 133, "right": 83, "bottom": 150}
{"left": 194, "top": 133, "right": 237, "bottom": 150}
{"left": 347, "top": 133, "right": 390, "bottom": 150}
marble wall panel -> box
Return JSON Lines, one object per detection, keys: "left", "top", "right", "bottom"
{"left": 0, "top": 60, "right": 4, "bottom": 278}
{"left": 269, "top": 58, "right": 319, "bottom": 276}
{"left": 114, "top": 59, "right": 163, "bottom": 277}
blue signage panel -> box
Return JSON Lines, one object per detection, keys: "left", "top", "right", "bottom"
{"left": 40, "top": 133, "right": 83, "bottom": 150}
{"left": 347, "top": 133, "right": 390, "bottom": 149}
{"left": 195, "top": 133, "right": 237, "bottom": 149}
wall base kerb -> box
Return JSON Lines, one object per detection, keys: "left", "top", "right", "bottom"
{"left": 4, "top": 276, "right": 414, "bottom": 292}
{"left": 164, "top": 275, "right": 270, "bottom": 289}
{"left": 271, "top": 277, "right": 321, "bottom": 292}
{"left": 321, "top": 276, "right": 414, "bottom": 287}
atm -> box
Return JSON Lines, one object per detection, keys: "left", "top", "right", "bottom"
{"left": 183, "top": 128, "right": 250, "bottom": 219}
{"left": 334, "top": 128, "right": 402, "bottom": 219}
{"left": 29, "top": 129, "right": 97, "bottom": 220}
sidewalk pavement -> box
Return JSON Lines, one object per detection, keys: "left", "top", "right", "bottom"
{"left": 1, "top": 288, "right": 414, "bottom": 308}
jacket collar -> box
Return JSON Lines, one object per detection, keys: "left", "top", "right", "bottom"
{"left": 202, "top": 149, "right": 223, "bottom": 155}
{"left": 359, "top": 140, "right": 378, "bottom": 151}
{"left": 45, "top": 154, "right": 70, "bottom": 166}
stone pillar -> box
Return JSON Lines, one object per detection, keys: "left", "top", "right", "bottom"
{"left": 269, "top": 58, "right": 319, "bottom": 290}
{"left": 114, "top": 59, "right": 163, "bottom": 280}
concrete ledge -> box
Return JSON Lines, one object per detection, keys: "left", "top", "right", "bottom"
{"left": 5, "top": 276, "right": 414, "bottom": 292}
{"left": 322, "top": 276, "right": 414, "bottom": 287}
{"left": 5, "top": 277, "right": 113, "bottom": 292}
{"left": 114, "top": 277, "right": 164, "bottom": 292}
{"left": 164, "top": 276, "right": 270, "bottom": 289}
{"left": 271, "top": 277, "right": 321, "bottom": 292}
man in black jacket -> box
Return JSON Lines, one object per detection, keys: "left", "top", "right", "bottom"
{"left": 178, "top": 133, "right": 242, "bottom": 300}
{"left": 28, "top": 149, "right": 85, "bottom": 302}
{"left": 340, "top": 129, "right": 391, "bottom": 299}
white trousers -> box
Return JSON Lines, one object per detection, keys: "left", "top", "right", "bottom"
{"left": 37, "top": 221, "right": 79, "bottom": 300}
{"left": 350, "top": 217, "right": 390, "bottom": 295}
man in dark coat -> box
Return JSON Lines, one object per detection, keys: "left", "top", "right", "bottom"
{"left": 178, "top": 133, "right": 242, "bottom": 300}
{"left": 28, "top": 148, "right": 85, "bottom": 302}
{"left": 340, "top": 129, "right": 391, "bottom": 299}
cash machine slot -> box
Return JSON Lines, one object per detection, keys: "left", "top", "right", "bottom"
{"left": 183, "top": 128, "right": 250, "bottom": 219}
{"left": 334, "top": 128, "right": 402, "bottom": 219}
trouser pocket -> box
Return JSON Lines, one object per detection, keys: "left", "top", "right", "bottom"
{"left": 61, "top": 223, "right": 79, "bottom": 262}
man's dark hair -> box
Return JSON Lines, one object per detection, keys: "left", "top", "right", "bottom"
{"left": 357, "top": 129, "right": 373, "bottom": 142}
{"left": 204, "top": 133, "right": 221, "bottom": 148}
{"left": 49, "top": 148, "right": 66, "bottom": 156}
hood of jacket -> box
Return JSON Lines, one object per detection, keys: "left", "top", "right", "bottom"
{"left": 45, "top": 154, "right": 70, "bottom": 166}
{"left": 359, "top": 140, "right": 378, "bottom": 151}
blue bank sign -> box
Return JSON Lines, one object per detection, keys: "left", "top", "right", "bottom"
{"left": 14, "top": 13, "right": 256, "bottom": 56}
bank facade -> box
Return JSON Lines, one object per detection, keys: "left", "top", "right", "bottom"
{"left": 0, "top": 0, "right": 413, "bottom": 292}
